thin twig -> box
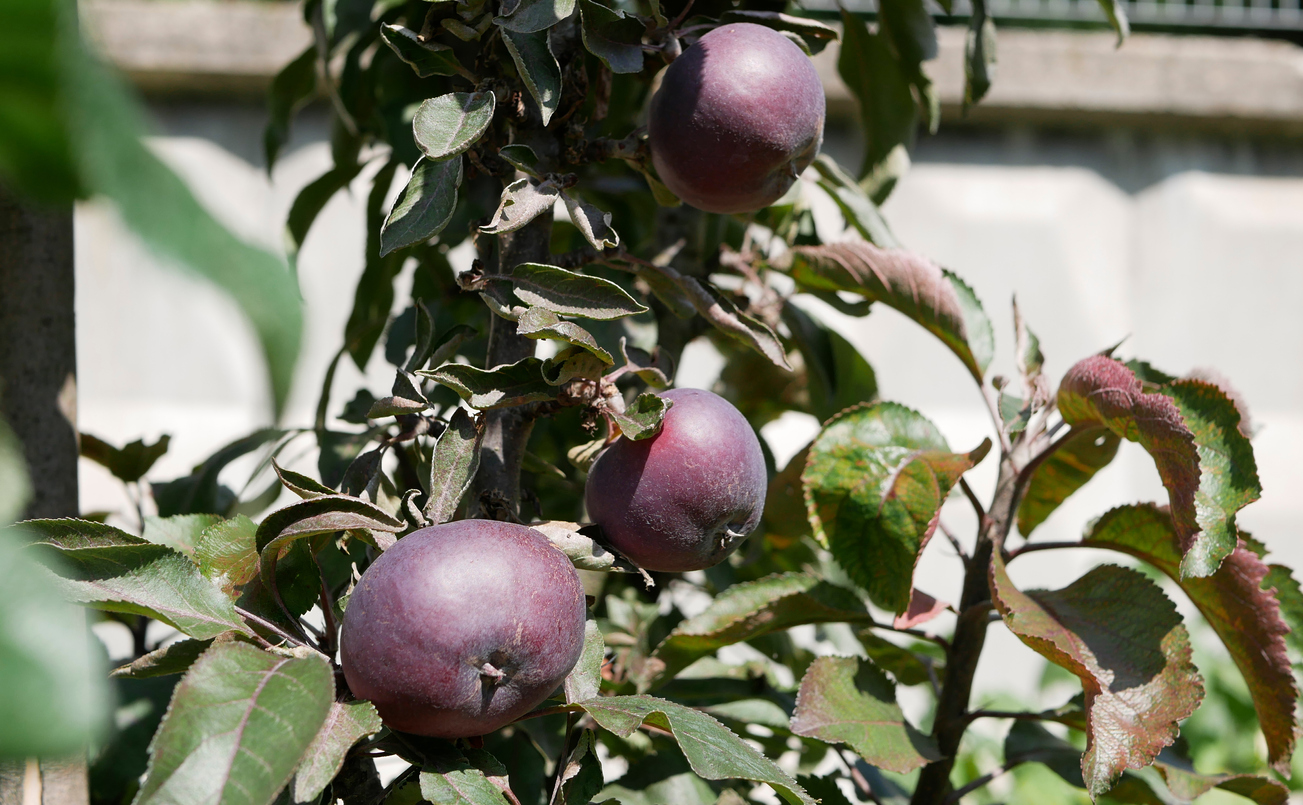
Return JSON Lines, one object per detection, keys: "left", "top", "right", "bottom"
{"left": 958, "top": 478, "right": 987, "bottom": 529}
{"left": 944, "top": 761, "right": 1020, "bottom": 803}
{"left": 938, "top": 522, "right": 969, "bottom": 564}
{"left": 869, "top": 621, "right": 951, "bottom": 653}
{"left": 964, "top": 710, "right": 1052, "bottom": 725}
{"left": 315, "top": 552, "right": 339, "bottom": 661}
{"left": 835, "top": 749, "right": 883, "bottom": 805}
{"left": 981, "top": 383, "right": 1014, "bottom": 454}
{"left": 1007, "top": 540, "right": 1080, "bottom": 560}
{"left": 235, "top": 605, "right": 328, "bottom": 655}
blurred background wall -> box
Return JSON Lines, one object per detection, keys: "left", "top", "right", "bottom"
{"left": 74, "top": 0, "right": 1303, "bottom": 706}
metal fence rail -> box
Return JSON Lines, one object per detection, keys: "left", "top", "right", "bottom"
{"left": 803, "top": 0, "right": 1303, "bottom": 33}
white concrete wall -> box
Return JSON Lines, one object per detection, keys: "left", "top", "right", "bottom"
{"left": 73, "top": 105, "right": 1303, "bottom": 710}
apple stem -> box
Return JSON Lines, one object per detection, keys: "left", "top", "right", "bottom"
{"left": 480, "top": 662, "right": 506, "bottom": 683}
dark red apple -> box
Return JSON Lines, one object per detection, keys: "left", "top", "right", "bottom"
{"left": 584, "top": 387, "right": 767, "bottom": 571}
{"left": 339, "top": 520, "right": 586, "bottom": 738}
{"left": 648, "top": 22, "right": 826, "bottom": 214}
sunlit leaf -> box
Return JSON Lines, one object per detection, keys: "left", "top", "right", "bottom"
{"left": 293, "top": 700, "right": 384, "bottom": 803}
{"left": 380, "top": 156, "right": 463, "bottom": 257}
{"left": 506, "top": 263, "right": 647, "bottom": 320}
{"left": 516, "top": 308, "right": 614, "bottom": 363}
{"left": 778, "top": 241, "right": 993, "bottom": 381}
{"left": 804, "top": 402, "right": 989, "bottom": 613}
{"left": 25, "top": 519, "right": 252, "bottom": 639}
{"left": 135, "top": 642, "right": 333, "bottom": 805}
{"left": 1057, "top": 356, "right": 1260, "bottom": 576}
{"left": 649, "top": 573, "right": 871, "bottom": 688}
{"left": 1082, "top": 504, "right": 1297, "bottom": 773}
{"left": 496, "top": 0, "right": 577, "bottom": 32}
{"left": 110, "top": 638, "right": 214, "bottom": 680}
{"left": 791, "top": 656, "right": 939, "bottom": 773}
{"left": 579, "top": 695, "right": 815, "bottom": 805}
{"left": 990, "top": 552, "right": 1203, "bottom": 796}
{"left": 422, "top": 357, "right": 556, "bottom": 409}
{"left": 481, "top": 178, "right": 562, "bottom": 235}
{"left": 426, "top": 408, "right": 483, "bottom": 524}
{"left": 565, "top": 618, "right": 606, "bottom": 704}
{"left": 502, "top": 28, "right": 562, "bottom": 126}
{"left": 1017, "top": 426, "right": 1120, "bottom": 536}
{"left": 412, "top": 92, "right": 496, "bottom": 161}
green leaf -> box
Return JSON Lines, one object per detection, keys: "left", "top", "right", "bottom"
{"left": 496, "top": 0, "right": 577, "bottom": 32}
{"left": 142, "top": 514, "right": 223, "bottom": 560}
{"left": 778, "top": 242, "right": 993, "bottom": 381}
{"left": 718, "top": 11, "right": 838, "bottom": 53}
{"left": 1018, "top": 427, "right": 1120, "bottom": 537}
{"left": 990, "top": 553, "right": 1203, "bottom": 797}
{"left": 506, "top": 263, "right": 647, "bottom": 320}
{"left": 1149, "top": 752, "right": 1287, "bottom": 805}
{"left": 782, "top": 301, "right": 878, "bottom": 423}
{"left": 502, "top": 28, "right": 562, "bottom": 127}
{"left": 193, "top": 515, "right": 260, "bottom": 597}
{"left": 0, "top": 418, "right": 31, "bottom": 526}
{"left": 481, "top": 177, "right": 562, "bottom": 235}
{"left": 578, "top": 0, "right": 645, "bottom": 74}
{"left": 529, "top": 520, "right": 631, "bottom": 573}
{"left": 381, "top": 156, "right": 464, "bottom": 257}
{"left": 1082, "top": 504, "right": 1297, "bottom": 774}
{"left": 516, "top": 307, "right": 614, "bottom": 363}
{"left": 1057, "top": 356, "right": 1261, "bottom": 576}
{"left": 810, "top": 155, "right": 898, "bottom": 248}
{"left": 264, "top": 46, "right": 317, "bottom": 173}
{"left": 422, "top": 357, "right": 557, "bottom": 409}
{"left": 152, "top": 429, "right": 284, "bottom": 517}
{"left": 413, "top": 92, "right": 496, "bottom": 160}
{"left": 556, "top": 730, "right": 605, "bottom": 805}
{"left": 0, "top": 0, "right": 78, "bottom": 200}
{"left": 565, "top": 617, "right": 606, "bottom": 704}
{"left": 1003, "top": 721, "right": 1084, "bottom": 787}
{"left": 24, "top": 519, "right": 252, "bottom": 639}
{"left": 0, "top": 528, "right": 107, "bottom": 757}
{"left": 804, "top": 402, "right": 989, "bottom": 614}
{"left": 110, "top": 638, "right": 214, "bottom": 680}
{"left": 273, "top": 459, "right": 336, "bottom": 500}
{"left": 618, "top": 340, "right": 674, "bottom": 389}
{"left": 608, "top": 392, "right": 670, "bottom": 440}
{"left": 497, "top": 144, "right": 541, "bottom": 177}
{"left": 381, "top": 23, "right": 468, "bottom": 78}
{"left": 293, "top": 700, "right": 385, "bottom": 803}
{"left": 858, "top": 631, "right": 939, "bottom": 687}
{"left": 66, "top": 47, "right": 303, "bottom": 417}
{"left": 418, "top": 748, "right": 514, "bottom": 804}
{"left": 288, "top": 163, "right": 364, "bottom": 253}
{"left": 543, "top": 346, "right": 607, "bottom": 386}
{"left": 963, "top": 0, "right": 996, "bottom": 108}
{"left": 563, "top": 192, "right": 620, "bottom": 251}
{"left": 1096, "top": 0, "right": 1130, "bottom": 45}
{"left": 426, "top": 407, "right": 483, "bottom": 524}
{"left": 877, "top": 0, "right": 940, "bottom": 131}
{"left": 649, "top": 572, "right": 871, "bottom": 688}
{"left": 348, "top": 159, "right": 404, "bottom": 368}
{"left": 135, "top": 642, "right": 334, "bottom": 805}
{"left": 579, "top": 695, "right": 815, "bottom": 805}
{"left": 1264, "top": 564, "right": 1303, "bottom": 656}
{"left": 255, "top": 495, "right": 404, "bottom": 586}
{"left": 790, "top": 656, "right": 939, "bottom": 773}
{"left": 80, "top": 432, "right": 170, "bottom": 484}
{"left": 837, "top": 9, "right": 917, "bottom": 181}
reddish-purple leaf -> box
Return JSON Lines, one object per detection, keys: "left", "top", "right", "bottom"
{"left": 1056, "top": 356, "right": 1260, "bottom": 576}
{"left": 790, "top": 656, "right": 940, "bottom": 773}
{"left": 776, "top": 241, "right": 994, "bottom": 381}
{"left": 892, "top": 588, "right": 947, "bottom": 630}
{"left": 1082, "top": 504, "right": 1297, "bottom": 773}
{"left": 990, "top": 552, "right": 1204, "bottom": 796}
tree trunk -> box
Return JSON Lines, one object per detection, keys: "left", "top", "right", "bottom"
{"left": 470, "top": 212, "right": 551, "bottom": 518}
{"left": 0, "top": 188, "right": 87, "bottom": 805}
